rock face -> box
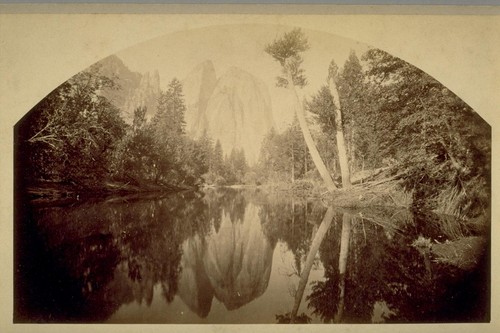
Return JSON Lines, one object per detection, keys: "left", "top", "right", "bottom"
{"left": 97, "top": 56, "right": 274, "bottom": 161}
{"left": 97, "top": 55, "right": 161, "bottom": 123}
{"left": 183, "top": 63, "right": 274, "bottom": 164}
{"left": 182, "top": 60, "right": 218, "bottom": 137}
{"left": 124, "top": 70, "right": 161, "bottom": 121}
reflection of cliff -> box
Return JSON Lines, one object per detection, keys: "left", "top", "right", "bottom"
{"left": 176, "top": 202, "right": 275, "bottom": 314}
{"left": 203, "top": 204, "right": 274, "bottom": 310}
{"left": 177, "top": 235, "right": 214, "bottom": 318}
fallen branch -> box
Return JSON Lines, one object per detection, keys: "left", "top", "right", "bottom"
{"left": 357, "top": 173, "right": 405, "bottom": 188}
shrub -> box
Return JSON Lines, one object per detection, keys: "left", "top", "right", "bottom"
{"left": 291, "top": 179, "right": 314, "bottom": 196}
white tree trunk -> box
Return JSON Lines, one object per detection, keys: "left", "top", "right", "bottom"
{"left": 328, "top": 77, "right": 351, "bottom": 188}
{"left": 287, "top": 71, "right": 337, "bottom": 192}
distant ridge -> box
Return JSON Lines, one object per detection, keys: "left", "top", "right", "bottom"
{"left": 97, "top": 55, "right": 161, "bottom": 123}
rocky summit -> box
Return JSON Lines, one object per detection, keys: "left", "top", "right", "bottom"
{"left": 97, "top": 55, "right": 161, "bottom": 123}
{"left": 183, "top": 62, "right": 274, "bottom": 164}
{"left": 98, "top": 56, "right": 274, "bottom": 162}
{"left": 182, "top": 60, "right": 218, "bottom": 138}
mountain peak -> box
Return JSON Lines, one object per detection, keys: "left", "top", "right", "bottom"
{"left": 183, "top": 64, "right": 274, "bottom": 164}
{"left": 96, "top": 55, "right": 160, "bottom": 122}
{"left": 183, "top": 60, "right": 218, "bottom": 137}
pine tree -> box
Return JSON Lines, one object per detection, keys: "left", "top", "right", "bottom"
{"left": 265, "top": 29, "right": 337, "bottom": 192}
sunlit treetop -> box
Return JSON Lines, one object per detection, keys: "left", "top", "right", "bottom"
{"left": 265, "top": 28, "right": 310, "bottom": 89}
{"left": 264, "top": 28, "right": 310, "bottom": 65}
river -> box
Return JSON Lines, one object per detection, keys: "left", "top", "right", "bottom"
{"left": 14, "top": 187, "right": 489, "bottom": 323}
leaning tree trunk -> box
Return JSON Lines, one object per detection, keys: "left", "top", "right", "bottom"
{"left": 328, "top": 77, "right": 351, "bottom": 188}
{"left": 286, "top": 71, "right": 337, "bottom": 192}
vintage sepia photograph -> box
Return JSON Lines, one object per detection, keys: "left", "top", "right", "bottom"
{"left": 2, "top": 5, "right": 497, "bottom": 330}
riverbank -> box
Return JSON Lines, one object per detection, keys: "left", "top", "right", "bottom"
{"left": 252, "top": 177, "right": 413, "bottom": 209}
{"left": 24, "top": 180, "right": 190, "bottom": 205}
{"left": 326, "top": 180, "right": 412, "bottom": 208}
{"left": 252, "top": 178, "right": 489, "bottom": 273}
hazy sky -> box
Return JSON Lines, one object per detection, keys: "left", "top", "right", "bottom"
{"left": 117, "top": 24, "right": 369, "bottom": 130}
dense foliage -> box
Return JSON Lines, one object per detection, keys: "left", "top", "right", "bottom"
{"left": 18, "top": 64, "right": 127, "bottom": 185}
{"left": 17, "top": 66, "right": 228, "bottom": 190}
{"left": 199, "top": 134, "right": 249, "bottom": 186}
{"left": 360, "top": 49, "right": 490, "bottom": 216}
{"left": 111, "top": 79, "right": 211, "bottom": 187}
{"left": 257, "top": 120, "right": 326, "bottom": 184}
{"left": 258, "top": 45, "right": 490, "bottom": 217}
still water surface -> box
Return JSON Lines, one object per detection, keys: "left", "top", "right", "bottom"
{"left": 15, "top": 188, "right": 488, "bottom": 323}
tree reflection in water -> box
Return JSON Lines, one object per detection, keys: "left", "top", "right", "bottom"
{"left": 305, "top": 208, "right": 488, "bottom": 323}
{"left": 16, "top": 190, "right": 212, "bottom": 321}
{"left": 16, "top": 188, "right": 281, "bottom": 322}
{"left": 16, "top": 188, "right": 488, "bottom": 323}
{"left": 290, "top": 206, "right": 335, "bottom": 323}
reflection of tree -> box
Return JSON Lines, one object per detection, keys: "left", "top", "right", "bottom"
{"left": 333, "top": 213, "right": 352, "bottom": 322}
{"left": 308, "top": 211, "right": 425, "bottom": 323}
{"left": 21, "top": 191, "right": 213, "bottom": 322}
{"left": 299, "top": 211, "right": 354, "bottom": 323}
{"left": 203, "top": 187, "right": 247, "bottom": 232}
{"left": 290, "top": 206, "right": 335, "bottom": 322}
{"left": 306, "top": 211, "right": 343, "bottom": 322}
{"left": 306, "top": 208, "right": 487, "bottom": 323}
{"left": 259, "top": 196, "right": 327, "bottom": 277}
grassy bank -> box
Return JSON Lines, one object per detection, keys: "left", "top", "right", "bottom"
{"left": 431, "top": 236, "right": 487, "bottom": 271}
{"left": 257, "top": 176, "right": 413, "bottom": 209}
{"left": 328, "top": 181, "right": 412, "bottom": 208}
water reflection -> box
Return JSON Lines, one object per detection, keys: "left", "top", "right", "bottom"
{"left": 177, "top": 235, "right": 213, "bottom": 317}
{"left": 15, "top": 188, "right": 488, "bottom": 323}
{"left": 304, "top": 208, "right": 488, "bottom": 323}
{"left": 290, "top": 206, "right": 335, "bottom": 323}
{"left": 177, "top": 202, "right": 275, "bottom": 316}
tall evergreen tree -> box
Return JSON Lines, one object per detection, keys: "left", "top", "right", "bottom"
{"left": 338, "top": 51, "right": 370, "bottom": 171}
{"left": 213, "top": 139, "right": 224, "bottom": 176}
{"left": 265, "top": 29, "right": 337, "bottom": 192}
{"left": 153, "top": 78, "right": 186, "bottom": 139}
